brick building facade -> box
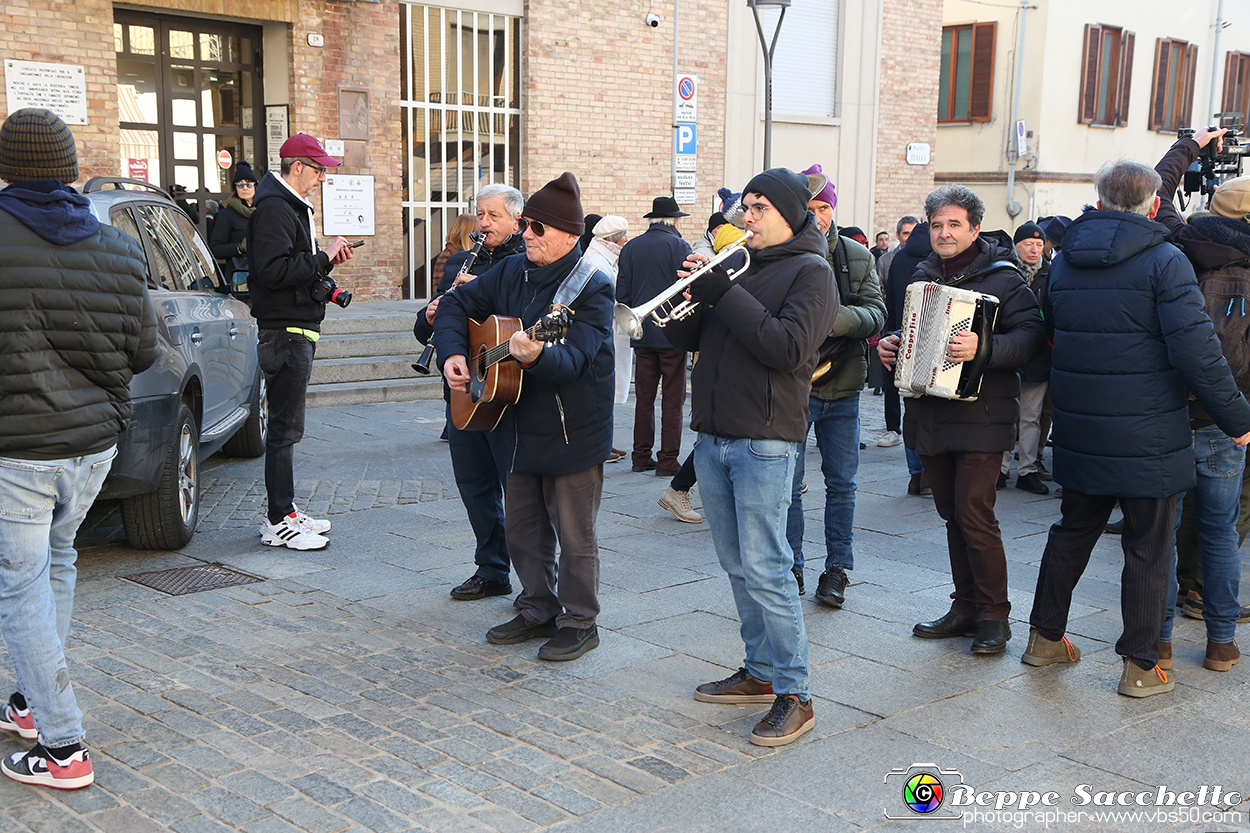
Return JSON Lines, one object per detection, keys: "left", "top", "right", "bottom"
{"left": 872, "top": 0, "right": 941, "bottom": 238}
{"left": 2, "top": 0, "right": 938, "bottom": 301}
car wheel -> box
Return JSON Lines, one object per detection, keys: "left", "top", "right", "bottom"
{"left": 222, "top": 372, "right": 267, "bottom": 458}
{"left": 121, "top": 402, "right": 199, "bottom": 550}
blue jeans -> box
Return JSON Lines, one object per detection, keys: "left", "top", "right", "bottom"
{"left": 446, "top": 403, "right": 510, "bottom": 583}
{"left": 0, "top": 446, "right": 115, "bottom": 748}
{"left": 694, "top": 433, "right": 810, "bottom": 700}
{"left": 787, "top": 394, "right": 858, "bottom": 572}
{"left": 1161, "top": 425, "right": 1245, "bottom": 644}
{"left": 905, "top": 445, "right": 924, "bottom": 476}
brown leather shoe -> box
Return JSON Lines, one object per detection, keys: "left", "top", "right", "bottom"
{"left": 694, "top": 668, "right": 775, "bottom": 703}
{"left": 1158, "top": 641, "right": 1172, "bottom": 671}
{"left": 1204, "top": 640, "right": 1240, "bottom": 672}
{"left": 749, "top": 695, "right": 814, "bottom": 747}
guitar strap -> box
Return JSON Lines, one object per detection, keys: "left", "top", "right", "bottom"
{"left": 551, "top": 258, "right": 599, "bottom": 309}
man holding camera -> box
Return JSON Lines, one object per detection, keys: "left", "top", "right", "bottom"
{"left": 248, "top": 134, "right": 354, "bottom": 550}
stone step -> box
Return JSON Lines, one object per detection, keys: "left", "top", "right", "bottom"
{"left": 315, "top": 331, "right": 419, "bottom": 359}
{"left": 320, "top": 311, "right": 422, "bottom": 336}
{"left": 310, "top": 355, "right": 442, "bottom": 385}
{"left": 307, "top": 377, "right": 444, "bottom": 408}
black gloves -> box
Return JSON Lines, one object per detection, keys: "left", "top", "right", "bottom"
{"left": 688, "top": 264, "right": 733, "bottom": 306}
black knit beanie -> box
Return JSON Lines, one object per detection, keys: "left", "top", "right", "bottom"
{"left": 1013, "top": 221, "right": 1044, "bottom": 244}
{"left": 743, "top": 167, "right": 809, "bottom": 234}
{"left": 233, "top": 160, "right": 256, "bottom": 185}
{"left": 0, "top": 108, "right": 78, "bottom": 183}
{"left": 525, "top": 172, "right": 585, "bottom": 235}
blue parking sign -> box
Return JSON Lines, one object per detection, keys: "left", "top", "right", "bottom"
{"left": 674, "top": 123, "right": 697, "bottom": 155}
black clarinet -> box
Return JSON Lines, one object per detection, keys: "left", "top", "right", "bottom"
{"left": 413, "top": 232, "right": 487, "bottom": 375}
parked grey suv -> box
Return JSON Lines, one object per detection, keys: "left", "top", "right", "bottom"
{"left": 84, "top": 178, "right": 266, "bottom": 550}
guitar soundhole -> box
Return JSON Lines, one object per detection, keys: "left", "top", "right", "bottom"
{"left": 474, "top": 346, "right": 488, "bottom": 381}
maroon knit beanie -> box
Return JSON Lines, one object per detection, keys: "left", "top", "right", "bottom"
{"left": 525, "top": 172, "right": 585, "bottom": 236}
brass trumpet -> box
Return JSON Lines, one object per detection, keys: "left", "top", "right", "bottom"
{"left": 613, "top": 231, "right": 753, "bottom": 339}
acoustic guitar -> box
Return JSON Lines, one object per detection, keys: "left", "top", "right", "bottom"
{"left": 450, "top": 309, "right": 570, "bottom": 431}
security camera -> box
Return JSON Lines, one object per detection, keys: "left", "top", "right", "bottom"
{"left": 645, "top": 12, "right": 660, "bottom": 27}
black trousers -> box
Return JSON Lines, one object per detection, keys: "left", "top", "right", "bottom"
{"left": 882, "top": 372, "right": 902, "bottom": 434}
{"left": 259, "top": 329, "right": 315, "bottom": 525}
{"left": 1030, "top": 489, "right": 1176, "bottom": 670}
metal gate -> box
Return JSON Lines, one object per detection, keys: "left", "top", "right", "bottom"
{"left": 400, "top": 3, "right": 522, "bottom": 301}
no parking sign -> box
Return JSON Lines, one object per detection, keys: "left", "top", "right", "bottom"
{"left": 675, "top": 74, "right": 697, "bottom": 121}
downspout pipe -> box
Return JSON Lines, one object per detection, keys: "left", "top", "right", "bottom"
{"left": 1005, "top": 0, "right": 1028, "bottom": 218}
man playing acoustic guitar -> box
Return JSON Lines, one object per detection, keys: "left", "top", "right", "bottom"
{"left": 433, "top": 172, "right": 616, "bottom": 661}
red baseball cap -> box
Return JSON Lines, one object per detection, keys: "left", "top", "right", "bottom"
{"left": 278, "top": 133, "right": 340, "bottom": 167}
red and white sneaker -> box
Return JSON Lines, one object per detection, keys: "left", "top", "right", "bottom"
{"left": 0, "top": 703, "right": 36, "bottom": 740}
{"left": 1, "top": 745, "right": 94, "bottom": 789}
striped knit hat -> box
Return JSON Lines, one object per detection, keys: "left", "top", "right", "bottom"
{"left": 0, "top": 108, "right": 79, "bottom": 184}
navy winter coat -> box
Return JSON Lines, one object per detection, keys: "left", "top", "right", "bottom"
{"left": 616, "top": 222, "right": 692, "bottom": 350}
{"left": 432, "top": 246, "right": 615, "bottom": 476}
{"left": 1047, "top": 209, "right": 1250, "bottom": 498}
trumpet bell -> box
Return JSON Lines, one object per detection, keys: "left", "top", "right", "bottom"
{"left": 614, "top": 303, "right": 644, "bottom": 340}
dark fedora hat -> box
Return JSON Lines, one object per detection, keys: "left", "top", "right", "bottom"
{"left": 643, "top": 196, "right": 690, "bottom": 218}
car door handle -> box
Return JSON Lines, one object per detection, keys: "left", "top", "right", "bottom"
{"left": 190, "top": 330, "right": 203, "bottom": 345}
{"left": 229, "top": 326, "right": 239, "bottom": 339}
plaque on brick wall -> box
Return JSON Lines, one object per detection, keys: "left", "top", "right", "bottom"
{"left": 340, "top": 89, "right": 370, "bottom": 141}
{"left": 5, "top": 60, "right": 87, "bottom": 125}
{"left": 906, "top": 143, "right": 931, "bottom": 166}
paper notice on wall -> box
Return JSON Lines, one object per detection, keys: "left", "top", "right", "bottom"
{"left": 322, "top": 175, "right": 375, "bottom": 237}
{"left": 5, "top": 60, "right": 88, "bottom": 125}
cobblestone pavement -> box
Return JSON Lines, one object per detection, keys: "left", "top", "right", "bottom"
{"left": 1, "top": 395, "right": 1247, "bottom": 833}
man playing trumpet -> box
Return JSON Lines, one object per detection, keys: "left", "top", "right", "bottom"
{"left": 664, "top": 169, "right": 837, "bottom": 746}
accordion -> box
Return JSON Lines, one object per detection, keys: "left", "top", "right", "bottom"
{"left": 895, "top": 282, "right": 1000, "bottom": 401}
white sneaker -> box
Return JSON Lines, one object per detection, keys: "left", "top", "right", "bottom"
{"left": 876, "top": 430, "right": 901, "bottom": 448}
{"left": 260, "top": 515, "right": 330, "bottom": 550}
{"left": 659, "top": 486, "right": 703, "bottom": 524}
{"left": 292, "top": 506, "right": 331, "bottom": 534}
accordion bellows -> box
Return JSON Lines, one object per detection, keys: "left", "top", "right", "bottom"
{"left": 895, "top": 282, "right": 1000, "bottom": 401}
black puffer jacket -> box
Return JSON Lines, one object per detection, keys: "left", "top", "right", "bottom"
{"left": 901, "top": 238, "right": 1045, "bottom": 455}
{"left": 664, "top": 213, "right": 838, "bottom": 442}
{"left": 0, "top": 183, "right": 158, "bottom": 460}
{"left": 246, "top": 172, "right": 332, "bottom": 331}
{"left": 1048, "top": 209, "right": 1250, "bottom": 497}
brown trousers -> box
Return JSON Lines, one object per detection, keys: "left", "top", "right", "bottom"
{"left": 632, "top": 348, "right": 687, "bottom": 470}
{"left": 921, "top": 451, "right": 1010, "bottom": 621}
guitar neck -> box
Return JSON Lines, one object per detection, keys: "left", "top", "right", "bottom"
{"left": 480, "top": 320, "right": 552, "bottom": 370}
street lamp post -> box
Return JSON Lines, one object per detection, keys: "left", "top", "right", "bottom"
{"left": 748, "top": 0, "right": 791, "bottom": 170}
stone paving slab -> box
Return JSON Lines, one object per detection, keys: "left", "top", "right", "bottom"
{"left": 0, "top": 395, "right": 1246, "bottom": 832}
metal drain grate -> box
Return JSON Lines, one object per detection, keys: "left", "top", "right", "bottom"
{"left": 124, "top": 563, "right": 265, "bottom": 596}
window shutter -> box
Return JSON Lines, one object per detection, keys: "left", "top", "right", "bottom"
{"left": 1149, "top": 38, "right": 1169, "bottom": 130}
{"left": 969, "top": 21, "right": 996, "bottom": 122}
{"left": 1078, "top": 24, "right": 1101, "bottom": 124}
{"left": 1116, "top": 31, "right": 1134, "bottom": 126}
{"left": 1182, "top": 43, "right": 1198, "bottom": 125}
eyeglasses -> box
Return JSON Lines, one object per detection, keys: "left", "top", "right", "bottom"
{"left": 236, "top": 181, "right": 256, "bottom": 189}
{"left": 743, "top": 202, "right": 773, "bottom": 219}
{"left": 517, "top": 217, "right": 547, "bottom": 237}
{"left": 302, "top": 161, "right": 327, "bottom": 176}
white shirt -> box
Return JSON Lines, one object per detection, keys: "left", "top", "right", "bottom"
{"left": 274, "top": 172, "right": 318, "bottom": 251}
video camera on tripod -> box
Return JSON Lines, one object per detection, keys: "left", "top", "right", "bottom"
{"left": 1178, "top": 113, "right": 1248, "bottom": 203}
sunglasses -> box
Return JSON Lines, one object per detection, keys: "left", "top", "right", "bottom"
{"left": 517, "top": 217, "right": 547, "bottom": 237}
